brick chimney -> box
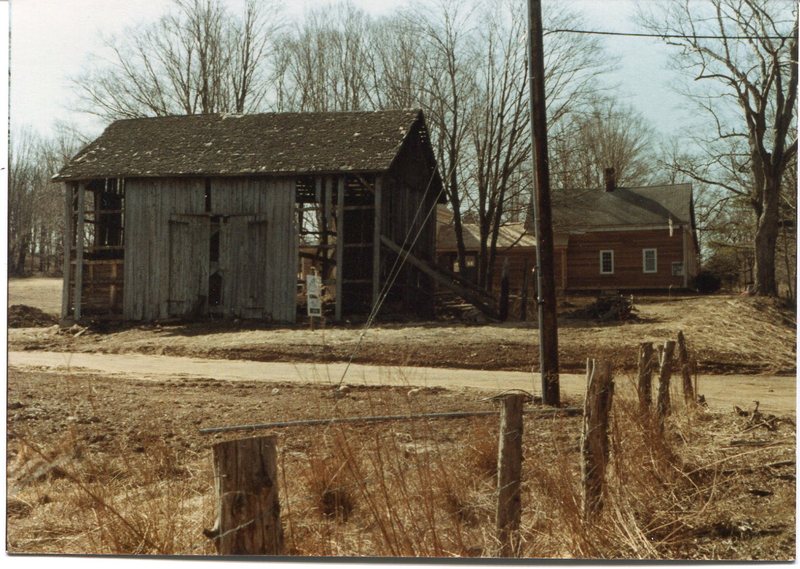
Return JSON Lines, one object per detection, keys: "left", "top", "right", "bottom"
{"left": 604, "top": 167, "right": 616, "bottom": 192}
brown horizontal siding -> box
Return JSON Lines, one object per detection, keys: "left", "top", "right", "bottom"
{"left": 437, "top": 247, "right": 565, "bottom": 294}
{"left": 565, "top": 229, "right": 685, "bottom": 290}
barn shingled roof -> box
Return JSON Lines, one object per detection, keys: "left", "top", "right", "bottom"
{"left": 551, "top": 184, "right": 694, "bottom": 230}
{"left": 54, "top": 109, "right": 427, "bottom": 181}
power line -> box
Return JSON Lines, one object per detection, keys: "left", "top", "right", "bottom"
{"left": 545, "top": 28, "right": 792, "bottom": 40}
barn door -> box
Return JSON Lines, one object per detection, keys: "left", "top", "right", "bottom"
{"left": 167, "top": 216, "right": 210, "bottom": 317}
{"left": 219, "top": 215, "right": 268, "bottom": 318}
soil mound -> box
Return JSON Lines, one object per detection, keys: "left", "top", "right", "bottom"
{"left": 9, "top": 305, "right": 58, "bottom": 328}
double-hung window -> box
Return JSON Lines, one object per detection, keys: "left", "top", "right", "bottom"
{"left": 642, "top": 248, "right": 657, "bottom": 273}
{"left": 600, "top": 250, "right": 614, "bottom": 274}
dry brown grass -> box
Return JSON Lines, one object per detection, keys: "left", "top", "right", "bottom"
{"left": 8, "top": 422, "right": 215, "bottom": 556}
{"left": 7, "top": 365, "right": 795, "bottom": 559}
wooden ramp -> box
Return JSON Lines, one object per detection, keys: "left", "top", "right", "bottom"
{"left": 380, "top": 236, "right": 499, "bottom": 320}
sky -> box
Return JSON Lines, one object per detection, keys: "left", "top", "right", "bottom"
{"left": 8, "top": 0, "right": 691, "bottom": 141}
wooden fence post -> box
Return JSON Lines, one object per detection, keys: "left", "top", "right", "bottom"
{"left": 581, "top": 359, "right": 614, "bottom": 522}
{"left": 676, "top": 331, "right": 695, "bottom": 405}
{"left": 205, "top": 435, "right": 283, "bottom": 555}
{"left": 636, "top": 342, "right": 655, "bottom": 411}
{"left": 657, "top": 341, "right": 676, "bottom": 421}
{"left": 496, "top": 394, "right": 525, "bottom": 557}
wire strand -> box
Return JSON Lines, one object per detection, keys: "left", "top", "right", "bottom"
{"left": 334, "top": 164, "right": 451, "bottom": 388}
{"left": 545, "top": 28, "right": 792, "bottom": 40}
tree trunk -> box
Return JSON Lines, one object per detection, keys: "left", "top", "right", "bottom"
{"left": 16, "top": 236, "right": 29, "bottom": 276}
{"left": 753, "top": 175, "right": 780, "bottom": 296}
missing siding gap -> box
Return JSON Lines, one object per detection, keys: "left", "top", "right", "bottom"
{"left": 205, "top": 178, "right": 212, "bottom": 212}
{"left": 209, "top": 214, "right": 222, "bottom": 307}
{"left": 209, "top": 272, "right": 223, "bottom": 307}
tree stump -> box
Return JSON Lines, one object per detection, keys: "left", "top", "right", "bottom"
{"left": 581, "top": 359, "right": 614, "bottom": 522}
{"left": 636, "top": 342, "right": 655, "bottom": 411}
{"left": 657, "top": 340, "right": 676, "bottom": 421}
{"left": 496, "top": 394, "right": 524, "bottom": 557}
{"left": 677, "top": 331, "right": 695, "bottom": 405}
{"left": 206, "top": 435, "right": 283, "bottom": 555}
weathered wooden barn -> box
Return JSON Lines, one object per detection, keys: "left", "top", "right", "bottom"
{"left": 54, "top": 110, "right": 443, "bottom": 323}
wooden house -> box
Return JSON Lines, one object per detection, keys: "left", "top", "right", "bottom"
{"left": 552, "top": 180, "right": 699, "bottom": 291}
{"left": 54, "top": 110, "right": 443, "bottom": 323}
{"left": 435, "top": 178, "right": 698, "bottom": 296}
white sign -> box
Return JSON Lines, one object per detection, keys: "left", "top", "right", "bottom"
{"left": 306, "top": 274, "right": 322, "bottom": 316}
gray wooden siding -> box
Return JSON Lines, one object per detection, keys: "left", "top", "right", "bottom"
{"left": 167, "top": 215, "right": 210, "bottom": 317}
{"left": 211, "top": 177, "right": 297, "bottom": 322}
{"left": 123, "top": 176, "right": 297, "bottom": 322}
{"left": 124, "top": 178, "right": 206, "bottom": 320}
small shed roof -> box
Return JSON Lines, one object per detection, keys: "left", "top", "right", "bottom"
{"left": 551, "top": 184, "right": 694, "bottom": 230}
{"left": 437, "top": 221, "right": 536, "bottom": 252}
{"left": 55, "top": 109, "right": 426, "bottom": 181}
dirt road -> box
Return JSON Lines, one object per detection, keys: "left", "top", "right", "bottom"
{"left": 9, "top": 350, "right": 795, "bottom": 414}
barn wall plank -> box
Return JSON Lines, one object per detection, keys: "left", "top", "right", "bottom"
{"left": 61, "top": 183, "right": 74, "bottom": 319}
{"left": 209, "top": 176, "right": 296, "bottom": 322}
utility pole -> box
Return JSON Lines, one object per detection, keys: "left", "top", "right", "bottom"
{"left": 527, "top": 0, "right": 560, "bottom": 406}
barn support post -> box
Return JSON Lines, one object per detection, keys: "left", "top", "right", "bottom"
{"left": 324, "top": 176, "right": 334, "bottom": 282}
{"left": 315, "top": 177, "right": 329, "bottom": 283}
{"left": 204, "top": 435, "right": 283, "bottom": 555}
{"left": 496, "top": 393, "right": 524, "bottom": 557}
{"left": 73, "top": 182, "right": 86, "bottom": 321}
{"left": 372, "top": 175, "right": 382, "bottom": 312}
{"left": 581, "top": 358, "right": 614, "bottom": 522}
{"left": 335, "top": 176, "right": 345, "bottom": 321}
{"left": 61, "top": 183, "right": 75, "bottom": 320}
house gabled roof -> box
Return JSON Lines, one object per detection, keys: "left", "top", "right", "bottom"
{"left": 551, "top": 183, "right": 694, "bottom": 231}
{"left": 54, "top": 109, "right": 428, "bottom": 181}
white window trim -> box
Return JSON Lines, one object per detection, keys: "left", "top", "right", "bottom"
{"left": 600, "top": 250, "right": 614, "bottom": 275}
{"left": 642, "top": 248, "right": 658, "bottom": 273}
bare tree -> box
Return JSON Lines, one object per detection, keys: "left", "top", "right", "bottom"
{"left": 413, "top": 0, "right": 479, "bottom": 277}
{"left": 639, "top": 0, "right": 798, "bottom": 296}
{"left": 550, "top": 96, "right": 657, "bottom": 191}
{"left": 273, "top": 2, "right": 372, "bottom": 112}
{"left": 8, "top": 125, "right": 84, "bottom": 276}
{"left": 9, "top": 128, "right": 40, "bottom": 275}
{"left": 449, "top": 0, "right": 609, "bottom": 288}
{"left": 73, "top": 0, "right": 281, "bottom": 120}
{"left": 363, "top": 14, "right": 429, "bottom": 110}
{"left": 468, "top": 0, "right": 530, "bottom": 290}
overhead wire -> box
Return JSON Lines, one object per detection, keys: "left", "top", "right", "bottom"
{"left": 544, "top": 28, "right": 793, "bottom": 40}
{"left": 333, "top": 160, "right": 451, "bottom": 388}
